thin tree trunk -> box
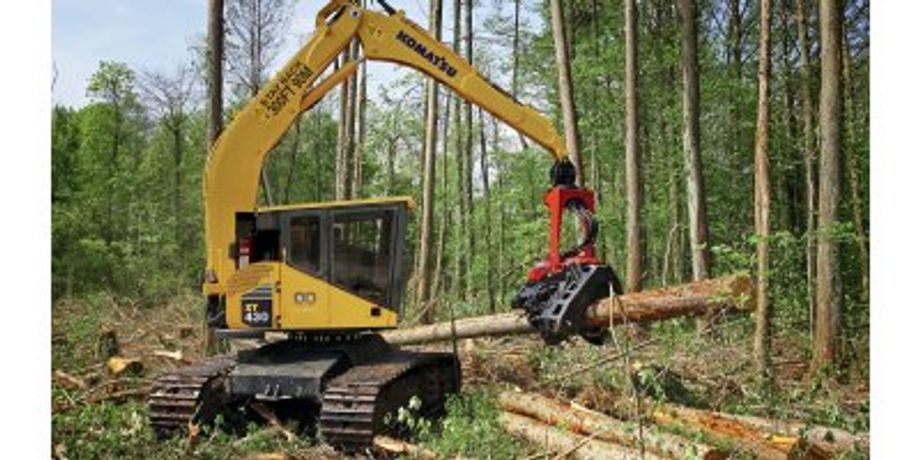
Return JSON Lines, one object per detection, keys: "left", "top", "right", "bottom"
{"left": 795, "top": 0, "right": 818, "bottom": 336}
{"left": 463, "top": 0, "right": 475, "bottom": 301}
{"left": 841, "top": 23, "right": 869, "bottom": 305}
{"left": 753, "top": 0, "right": 773, "bottom": 379}
{"left": 204, "top": 0, "right": 225, "bottom": 355}
{"left": 549, "top": 0, "right": 584, "bottom": 186}
{"left": 417, "top": 0, "right": 443, "bottom": 324}
{"left": 432, "top": 96, "right": 451, "bottom": 301}
{"left": 624, "top": 0, "right": 643, "bottom": 294}
{"left": 354, "top": 57, "right": 367, "bottom": 198}
{"left": 478, "top": 107, "right": 495, "bottom": 313}
{"left": 451, "top": 0, "right": 466, "bottom": 300}
{"left": 512, "top": 0, "right": 528, "bottom": 150}
{"left": 678, "top": 0, "right": 712, "bottom": 284}
{"left": 813, "top": 0, "right": 842, "bottom": 372}
{"left": 335, "top": 55, "right": 350, "bottom": 201}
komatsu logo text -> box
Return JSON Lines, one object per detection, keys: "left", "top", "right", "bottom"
{"left": 396, "top": 30, "right": 457, "bottom": 78}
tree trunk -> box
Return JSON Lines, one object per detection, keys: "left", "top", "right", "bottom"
{"left": 678, "top": 0, "right": 711, "bottom": 284}
{"left": 795, "top": 0, "right": 818, "bottom": 336}
{"left": 497, "top": 391, "right": 721, "bottom": 459}
{"left": 753, "top": 0, "right": 773, "bottom": 379}
{"left": 549, "top": 0, "right": 584, "bottom": 186}
{"left": 432, "top": 95, "right": 452, "bottom": 301}
{"left": 841, "top": 23, "right": 869, "bottom": 304}
{"left": 813, "top": 0, "right": 843, "bottom": 372}
{"left": 512, "top": 0, "right": 528, "bottom": 151}
{"left": 204, "top": 0, "right": 225, "bottom": 356}
{"left": 207, "top": 0, "right": 224, "bottom": 147}
{"left": 382, "top": 274, "right": 753, "bottom": 345}
{"left": 416, "top": 0, "right": 443, "bottom": 324}
{"left": 353, "top": 56, "right": 368, "bottom": 198}
{"left": 335, "top": 55, "right": 350, "bottom": 201}
{"left": 463, "top": 0, "right": 475, "bottom": 301}
{"left": 624, "top": 0, "right": 643, "bottom": 294}
{"left": 498, "top": 412, "right": 655, "bottom": 460}
{"left": 451, "top": 0, "right": 466, "bottom": 300}
{"left": 479, "top": 107, "right": 495, "bottom": 313}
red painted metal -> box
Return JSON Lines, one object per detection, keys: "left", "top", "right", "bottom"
{"left": 526, "top": 186, "right": 602, "bottom": 283}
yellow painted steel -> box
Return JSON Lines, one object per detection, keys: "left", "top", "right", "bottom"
{"left": 257, "top": 196, "right": 416, "bottom": 214}
{"left": 204, "top": 1, "right": 567, "bottom": 332}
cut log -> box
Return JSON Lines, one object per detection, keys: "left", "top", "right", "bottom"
{"left": 499, "top": 411, "right": 661, "bottom": 460}
{"left": 498, "top": 391, "right": 725, "bottom": 459}
{"left": 649, "top": 404, "right": 830, "bottom": 459}
{"left": 717, "top": 412, "right": 868, "bottom": 455}
{"left": 383, "top": 274, "right": 753, "bottom": 345}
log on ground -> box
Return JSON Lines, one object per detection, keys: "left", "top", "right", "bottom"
{"left": 650, "top": 403, "right": 830, "bottom": 460}
{"left": 383, "top": 274, "right": 753, "bottom": 345}
{"left": 498, "top": 391, "right": 725, "bottom": 459}
{"left": 498, "top": 411, "right": 661, "bottom": 460}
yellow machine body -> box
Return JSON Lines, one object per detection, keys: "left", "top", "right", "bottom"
{"left": 203, "top": 1, "right": 569, "bottom": 334}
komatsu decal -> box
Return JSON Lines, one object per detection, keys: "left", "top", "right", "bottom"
{"left": 396, "top": 30, "right": 457, "bottom": 78}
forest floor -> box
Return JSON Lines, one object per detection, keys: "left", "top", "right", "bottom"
{"left": 51, "top": 293, "right": 869, "bottom": 459}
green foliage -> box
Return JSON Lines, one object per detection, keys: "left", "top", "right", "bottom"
{"left": 419, "top": 389, "right": 525, "bottom": 459}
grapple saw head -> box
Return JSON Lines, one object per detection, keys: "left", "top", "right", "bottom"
{"left": 512, "top": 182, "right": 623, "bottom": 345}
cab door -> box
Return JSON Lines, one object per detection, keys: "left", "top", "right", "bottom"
{"left": 279, "top": 210, "right": 330, "bottom": 329}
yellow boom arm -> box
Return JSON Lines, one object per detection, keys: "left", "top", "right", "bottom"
{"left": 204, "top": 1, "right": 568, "bottom": 293}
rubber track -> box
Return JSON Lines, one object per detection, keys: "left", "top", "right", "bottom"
{"left": 146, "top": 354, "right": 237, "bottom": 437}
{"left": 318, "top": 351, "right": 459, "bottom": 452}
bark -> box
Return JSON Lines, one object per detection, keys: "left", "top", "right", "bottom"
{"left": 550, "top": 0, "right": 585, "bottom": 186}
{"left": 649, "top": 404, "right": 830, "bottom": 459}
{"left": 753, "top": 0, "right": 773, "bottom": 379}
{"left": 382, "top": 274, "right": 753, "bottom": 345}
{"left": 678, "top": 0, "right": 712, "bottom": 284}
{"left": 417, "top": 0, "right": 443, "bottom": 324}
{"left": 207, "top": 0, "right": 225, "bottom": 147}
{"left": 498, "top": 412, "right": 655, "bottom": 460}
{"left": 463, "top": 0, "right": 475, "bottom": 301}
{"left": 813, "top": 0, "right": 842, "bottom": 372}
{"left": 353, "top": 57, "right": 368, "bottom": 198}
{"left": 479, "top": 108, "right": 495, "bottom": 313}
{"left": 511, "top": 0, "right": 528, "bottom": 150}
{"left": 432, "top": 96, "right": 451, "bottom": 300}
{"left": 624, "top": 0, "right": 643, "bottom": 294}
{"left": 451, "top": 0, "right": 466, "bottom": 299}
{"left": 795, "top": 0, "right": 818, "bottom": 334}
{"left": 205, "top": 0, "right": 224, "bottom": 355}
{"left": 723, "top": 412, "right": 869, "bottom": 455}
{"left": 841, "top": 24, "right": 869, "bottom": 304}
{"left": 335, "top": 55, "right": 350, "bottom": 201}
{"left": 498, "top": 391, "right": 724, "bottom": 459}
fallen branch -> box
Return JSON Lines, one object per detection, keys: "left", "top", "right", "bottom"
{"left": 498, "top": 391, "right": 725, "bottom": 459}
{"left": 53, "top": 370, "right": 88, "bottom": 390}
{"left": 499, "top": 411, "right": 660, "bottom": 460}
{"left": 383, "top": 274, "right": 753, "bottom": 345}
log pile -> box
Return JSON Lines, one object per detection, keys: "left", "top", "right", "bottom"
{"left": 497, "top": 390, "right": 866, "bottom": 459}
{"left": 382, "top": 274, "right": 753, "bottom": 345}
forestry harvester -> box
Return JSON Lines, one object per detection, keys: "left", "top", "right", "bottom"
{"left": 147, "top": 0, "right": 621, "bottom": 451}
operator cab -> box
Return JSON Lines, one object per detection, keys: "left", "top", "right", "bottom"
{"left": 234, "top": 198, "right": 412, "bottom": 313}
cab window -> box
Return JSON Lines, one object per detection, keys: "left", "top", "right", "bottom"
{"left": 331, "top": 211, "right": 393, "bottom": 306}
